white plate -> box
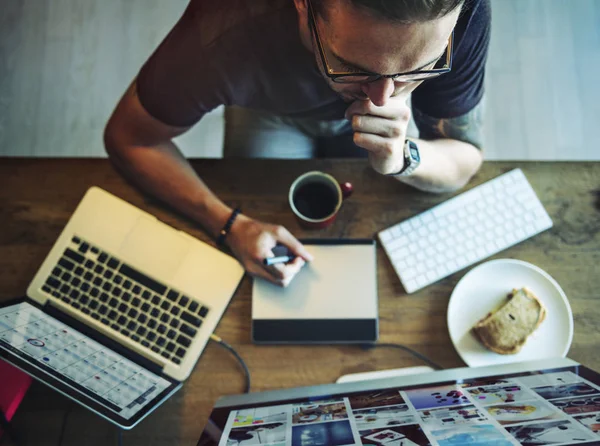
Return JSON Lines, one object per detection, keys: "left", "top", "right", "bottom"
{"left": 447, "top": 259, "right": 573, "bottom": 367}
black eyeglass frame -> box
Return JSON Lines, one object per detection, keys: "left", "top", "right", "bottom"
{"left": 307, "top": 0, "right": 454, "bottom": 84}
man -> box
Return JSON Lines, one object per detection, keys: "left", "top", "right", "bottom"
{"left": 104, "top": 0, "right": 490, "bottom": 287}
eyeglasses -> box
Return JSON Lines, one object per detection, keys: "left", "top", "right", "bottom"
{"left": 307, "top": 0, "right": 453, "bottom": 84}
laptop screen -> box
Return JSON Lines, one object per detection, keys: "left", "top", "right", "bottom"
{"left": 199, "top": 364, "right": 600, "bottom": 445}
{"left": 0, "top": 301, "right": 178, "bottom": 425}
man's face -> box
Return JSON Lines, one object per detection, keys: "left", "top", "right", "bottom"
{"left": 297, "top": 0, "right": 460, "bottom": 106}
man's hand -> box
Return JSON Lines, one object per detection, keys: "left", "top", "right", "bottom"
{"left": 346, "top": 96, "right": 411, "bottom": 175}
{"left": 226, "top": 214, "right": 313, "bottom": 287}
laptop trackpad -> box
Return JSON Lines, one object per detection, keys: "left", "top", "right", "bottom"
{"left": 119, "top": 217, "right": 189, "bottom": 280}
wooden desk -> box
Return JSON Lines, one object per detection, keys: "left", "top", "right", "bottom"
{"left": 1, "top": 159, "right": 599, "bottom": 445}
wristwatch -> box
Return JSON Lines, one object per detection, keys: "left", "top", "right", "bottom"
{"left": 387, "top": 139, "right": 421, "bottom": 177}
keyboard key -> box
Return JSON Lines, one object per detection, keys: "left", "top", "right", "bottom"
{"left": 84, "top": 259, "right": 94, "bottom": 269}
{"left": 180, "top": 324, "right": 197, "bottom": 338}
{"left": 101, "top": 318, "right": 110, "bottom": 326}
{"left": 151, "top": 308, "right": 160, "bottom": 318}
{"left": 118, "top": 303, "right": 128, "bottom": 313}
{"left": 52, "top": 267, "right": 62, "bottom": 276}
{"left": 161, "top": 352, "right": 170, "bottom": 359}
{"left": 132, "top": 297, "right": 142, "bottom": 308}
{"left": 179, "top": 296, "right": 189, "bottom": 307}
{"left": 79, "top": 243, "right": 90, "bottom": 254}
{"left": 103, "top": 282, "right": 112, "bottom": 292}
{"left": 148, "top": 319, "right": 157, "bottom": 329}
{"left": 119, "top": 264, "right": 167, "bottom": 295}
{"left": 141, "top": 340, "right": 150, "bottom": 348}
{"left": 127, "top": 321, "right": 137, "bottom": 331}
{"left": 42, "top": 285, "right": 51, "bottom": 294}
{"left": 71, "top": 277, "right": 81, "bottom": 287}
{"left": 117, "top": 315, "right": 127, "bottom": 325}
{"left": 188, "top": 301, "right": 199, "bottom": 313}
{"left": 103, "top": 270, "right": 114, "bottom": 280}
{"left": 120, "top": 329, "right": 130, "bottom": 337}
{"left": 69, "top": 289, "right": 80, "bottom": 299}
{"left": 160, "top": 313, "right": 170, "bottom": 323}
{"left": 170, "top": 319, "right": 180, "bottom": 329}
{"left": 99, "top": 292, "right": 109, "bottom": 303}
{"left": 166, "top": 290, "right": 179, "bottom": 301}
{"left": 89, "top": 300, "right": 99, "bottom": 310}
{"left": 98, "top": 305, "right": 108, "bottom": 315}
{"left": 91, "top": 246, "right": 99, "bottom": 254}
{"left": 141, "top": 303, "right": 150, "bottom": 312}
{"left": 80, "top": 283, "right": 90, "bottom": 292}
{"left": 58, "top": 258, "right": 75, "bottom": 271}
{"left": 108, "top": 298, "right": 119, "bottom": 308}
{"left": 46, "top": 277, "right": 61, "bottom": 289}
{"left": 111, "top": 323, "right": 120, "bottom": 331}
{"left": 114, "top": 275, "right": 123, "bottom": 285}
{"left": 107, "top": 258, "right": 120, "bottom": 269}
{"left": 132, "top": 285, "right": 141, "bottom": 295}
{"left": 151, "top": 346, "right": 160, "bottom": 353}
{"left": 94, "top": 265, "right": 104, "bottom": 274}
{"left": 128, "top": 308, "right": 138, "bottom": 318}
{"left": 176, "top": 335, "right": 191, "bottom": 348}
{"left": 175, "top": 348, "right": 186, "bottom": 358}
{"left": 151, "top": 295, "right": 160, "bottom": 305}
{"left": 137, "top": 326, "right": 147, "bottom": 336}
{"left": 72, "top": 236, "right": 81, "bottom": 244}
{"left": 161, "top": 301, "right": 170, "bottom": 311}
{"left": 113, "top": 288, "right": 122, "bottom": 298}
{"left": 198, "top": 306, "right": 209, "bottom": 318}
{"left": 123, "top": 280, "right": 132, "bottom": 290}
{"left": 91, "top": 313, "right": 100, "bottom": 320}
{"left": 74, "top": 266, "right": 84, "bottom": 276}
{"left": 167, "top": 329, "right": 176, "bottom": 339}
{"left": 166, "top": 342, "right": 176, "bottom": 352}
{"left": 71, "top": 302, "right": 81, "bottom": 310}
{"left": 156, "top": 337, "right": 166, "bottom": 347}
{"left": 181, "top": 311, "right": 202, "bottom": 327}
{"left": 142, "top": 290, "right": 151, "bottom": 300}
{"left": 172, "top": 358, "right": 181, "bottom": 365}
{"left": 108, "top": 310, "right": 118, "bottom": 320}
{"left": 146, "top": 332, "right": 156, "bottom": 342}
{"left": 122, "top": 292, "right": 132, "bottom": 302}
{"left": 93, "top": 277, "right": 103, "bottom": 286}
{"left": 137, "top": 313, "right": 147, "bottom": 324}
{"left": 62, "top": 272, "right": 72, "bottom": 282}
{"left": 60, "top": 284, "right": 71, "bottom": 294}
{"left": 131, "top": 334, "right": 140, "bottom": 342}
{"left": 64, "top": 249, "right": 84, "bottom": 264}
{"left": 170, "top": 307, "right": 180, "bottom": 316}
{"left": 157, "top": 324, "right": 166, "bottom": 334}
{"left": 82, "top": 308, "right": 90, "bottom": 315}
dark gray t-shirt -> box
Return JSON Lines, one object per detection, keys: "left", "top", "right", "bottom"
{"left": 137, "top": 0, "right": 490, "bottom": 128}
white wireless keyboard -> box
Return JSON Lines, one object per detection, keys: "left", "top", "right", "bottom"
{"left": 378, "top": 169, "right": 553, "bottom": 293}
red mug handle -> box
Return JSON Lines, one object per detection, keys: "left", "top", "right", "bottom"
{"left": 340, "top": 182, "right": 353, "bottom": 199}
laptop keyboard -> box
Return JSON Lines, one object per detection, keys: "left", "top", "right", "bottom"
{"left": 41, "top": 236, "right": 210, "bottom": 365}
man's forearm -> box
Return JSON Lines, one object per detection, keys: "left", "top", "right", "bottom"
{"left": 395, "top": 138, "right": 483, "bottom": 193}
{"left": 106, "top": 141, "right": 232, "bottom": 239}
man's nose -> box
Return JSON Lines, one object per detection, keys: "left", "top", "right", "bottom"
{"left": 361, "top": 77, "right": 395, "bottom": 106}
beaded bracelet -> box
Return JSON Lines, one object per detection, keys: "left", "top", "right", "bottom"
{"left": 216, "top": 208, "right": 241, "bottom": 247}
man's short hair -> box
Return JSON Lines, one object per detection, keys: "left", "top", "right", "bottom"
{"left": 312, "top": 0, "right": 466, "bottom": 23}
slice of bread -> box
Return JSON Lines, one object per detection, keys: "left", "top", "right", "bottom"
{"left": 472, "top": 287, "right": 546, "bottom": 355}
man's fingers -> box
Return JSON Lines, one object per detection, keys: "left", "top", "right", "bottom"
{"left": 353, "top": 132, "right": 392, "bottom": 154}
{"left": 345, "top": 99, "right": 409, "bottom": 121}
{"left": 274, "top": 227, "right": 314, "bottom": 262}
{"left": 352, "top": 114, "right": 405, "bottom": 139}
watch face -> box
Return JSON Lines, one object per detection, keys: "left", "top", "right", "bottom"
{"left": 409, "top": 147, "right": 420, "bottom": 162}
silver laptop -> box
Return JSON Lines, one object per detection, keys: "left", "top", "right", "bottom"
{"left": 0, "top": 187, "right": 244, "bottom": 428}
{"left": 198, "top": 357, "right": 600, "bottom": 445}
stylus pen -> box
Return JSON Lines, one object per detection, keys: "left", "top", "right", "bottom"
{"left": 263, "top": 255, "right": 296, "bottom": 266}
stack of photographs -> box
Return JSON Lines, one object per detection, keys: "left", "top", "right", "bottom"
{"left": 220, "top": 370, "right": 600, "bottom": 445}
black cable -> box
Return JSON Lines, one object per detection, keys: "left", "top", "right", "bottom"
{"left": 210, "top": 335, "right": 251, "bottom": 394}
{"left": 360, "top": 342, "right": 444, "bottom": 371}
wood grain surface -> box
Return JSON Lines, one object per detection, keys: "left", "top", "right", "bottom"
{"left": 0, "top": 159, "right": 598, "bottom": 445}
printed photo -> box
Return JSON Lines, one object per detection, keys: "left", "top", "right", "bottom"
{"left": 419, "top": 405, "right": 487, "bottom": 428}
{"left": 359, "top": 424, "right": 431, "bottom": 445}
{"left": 348, "top": 390, "right": 405, "bottom": 410}
{"left": 292, "top": 401, "right": 348, "bottom": 424}
{"left": 226, "top": 422, "right": 286, "bottom": 445}
{"left": 517, "top": 371, "right": 583, "bottom": 388}
{"left": 461, "top": 378, "right": 513, "bottom": 389}
{"left": 405, "top": 385, "right": 470, "bottom": 410}
{"left": 550, "top": 395, "right": 600, "bottom": 415}
{"left": 485, "top": 400, "right": 562, "bottom": 425}
{"left": 233, "top": 405, "right": 288, "bottom": 427}
{"left": 353, "top": 405, "right": 415, "bottom": 430}
{"left": 506, "top": 419, "right": 596, "bottom": 444}
{"left": 532, "top": 382, "right": 600, "bottom": 400}
{"left": 574, "top": 413, "right": 600, "bottom": 434}
{"left": 291, "top": 420, "right": 354, "bottom": 446}
{"left": 432, "top": 424, "right": 513, "bottom": 446}
{"left": 467, "top": 384, "right": 534, "bottom": 405}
